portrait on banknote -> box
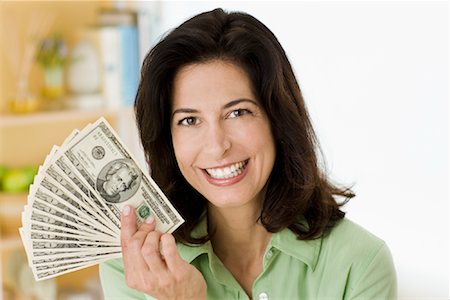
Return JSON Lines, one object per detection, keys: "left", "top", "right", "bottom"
{"left": 96, "top": 159, "right": 141, "bottom": 204}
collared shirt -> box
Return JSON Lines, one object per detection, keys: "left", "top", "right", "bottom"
{"left": 100, "top": 218, "right": 397, "bottom": 300}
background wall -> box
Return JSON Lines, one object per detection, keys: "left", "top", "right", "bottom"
{"left": 140, "top": 1, "right": 449, "bottom": 298}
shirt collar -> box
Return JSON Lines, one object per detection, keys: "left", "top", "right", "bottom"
{"left": 177, "top": 214, "right": 209, "bottom": 264}
{"left": 269, "top": 226, "right": 322, "bottom": 271}
{"left": 177, "top": 214, "right": 322, "bottom": 272}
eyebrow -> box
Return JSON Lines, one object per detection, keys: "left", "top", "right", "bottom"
{"left": 172, "top": 98, "right": 259, "bottom": 118}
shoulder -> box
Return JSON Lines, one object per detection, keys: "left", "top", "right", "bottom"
{"left": 317, "top": 218, "right": 397, "bottom": 297}
{"left": 272, "top": 218, "right": 396, "bottom": 297}
{"left": 319, "top": 218, "right": 389, "bottom": 267}
{"left": 324, "top": 218, "right": 385, "bottom": 251}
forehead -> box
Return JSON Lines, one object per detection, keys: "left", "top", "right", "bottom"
{"left": 171, "top": 60, "right": 256, "bottom": 109}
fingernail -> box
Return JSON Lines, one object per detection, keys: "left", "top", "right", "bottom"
{"left": 145, "top": 216, "right": 154, "bottom": 224}
{"left": 122, "top": 205, "right": 131, "bottom": 216}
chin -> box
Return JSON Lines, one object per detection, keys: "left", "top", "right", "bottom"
{"left": 205, "top": 193, "right": 256, "bottom": 209}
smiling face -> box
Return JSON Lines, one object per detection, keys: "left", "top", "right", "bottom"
{"left": 170, "top": 60, "right": 276, "bottom": 210}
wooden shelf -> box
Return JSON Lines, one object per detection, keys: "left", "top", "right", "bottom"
{"left": 0, "top": 194, "right": 25, "bottom": 251}
{"left": 0, "top": 107, "right": 136, "bottom": 166}
{"left": 0, "top": 193, "right": 26, "bottom": 240}
{"left": 0, "top": 106, "right": 132, "bottom": 128}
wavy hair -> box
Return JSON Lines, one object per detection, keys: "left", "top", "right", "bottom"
{"left": 135, "top": 8, "right": 354, "bottom": 244}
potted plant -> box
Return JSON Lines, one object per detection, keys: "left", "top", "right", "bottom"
{"left": 36, "top": 34, "right": 67, "bottom": 101}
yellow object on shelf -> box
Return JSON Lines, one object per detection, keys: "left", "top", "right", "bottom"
{"left": 43, "top": 85, "right": 64, "bottom": 99}
{"left": 8, "top": 94, "right": 40, "bottom": 114}
{"left": 41, "top": 65, "right": 65, "bottom": 102}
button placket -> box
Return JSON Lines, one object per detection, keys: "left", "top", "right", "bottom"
{"left": 254, "top": 247, "right": 275, "bottom": 300}
{"left": 263, "top": 248, "right": 275, "bottom": 270}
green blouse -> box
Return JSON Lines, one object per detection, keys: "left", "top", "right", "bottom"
{"left": 100, "top": 218, "right": 397, "bottom": 299}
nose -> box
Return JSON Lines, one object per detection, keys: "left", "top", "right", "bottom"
{"left": 203, "top": 122, "right": 231, "bottom": 158}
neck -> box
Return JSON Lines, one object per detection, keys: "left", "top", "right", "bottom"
{"left": 207, "top": 203, "right": 271, "bottom": 298}
{"left": 207, "top": 203, "right": 271, "bottom": 261}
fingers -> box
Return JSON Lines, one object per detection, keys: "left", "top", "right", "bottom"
{"left": 142, "top": 226, "right": 167, "bottom": 272}
{"left": 120, "top": 207, "right": 182, "bottom": 276}
{"left": 120, "top": 205, "right": 137, "bottom": 243}
{"left": 134, "top": 215, "right": 157, "bottom": 242}
{"left": 120, "top": 206, "right": 156, "bottom": 274}
{"left": 121, "top": 206, "right": 156, "bottom": 243}
{"left": 160, "top": 233, "right": 184, "bottom": 273}
{"left": 119, "top": 208, "right": 206, "bottom": 298}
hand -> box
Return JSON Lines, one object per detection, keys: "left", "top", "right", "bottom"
{"left": 120, "top": 206, "right": 207, "bottom": 300}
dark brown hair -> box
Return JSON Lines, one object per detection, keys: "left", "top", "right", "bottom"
{"left": 135, "top": 8, "right": 354, "bottom": 244}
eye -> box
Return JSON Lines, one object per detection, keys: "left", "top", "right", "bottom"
{"left": 178, "top": 117, "right": 199, "bottom": 126}
{"left": 228, "top": 108, "right": 251, "bottom": 119}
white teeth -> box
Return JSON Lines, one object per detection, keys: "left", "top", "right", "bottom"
{"left": 206, "top": 161, "right": 247, "bottom": 179}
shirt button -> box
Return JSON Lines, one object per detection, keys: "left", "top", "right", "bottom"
{"left": 265, "top": 249, "right": 273, "bottom": 260}
{"left": 258, "top": 292, "right": 268, "bottom": 300}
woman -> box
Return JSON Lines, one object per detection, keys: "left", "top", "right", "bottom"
{"left": 100, "top": 8, "right": 397, "bottom": 299}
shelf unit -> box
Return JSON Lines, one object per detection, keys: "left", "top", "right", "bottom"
{"left": 0, "top": 107, "right": 136, "bottom": 299}
{"left": 0, "top": 0, "right": 146, "bottom": 298}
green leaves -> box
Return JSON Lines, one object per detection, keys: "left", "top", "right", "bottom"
{"left": 35, "top": 34, "right": 67, "bottom": 68}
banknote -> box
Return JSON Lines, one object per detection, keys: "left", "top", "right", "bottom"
{"left": 20, "top": 117, "right": 185, "bottom": 281}
{"left": 56, "top": 118, "right": 184, "bottom": 233}
{"left": 37, "top": 177, "right": 117, "bottom": 237}
{"left": 44, "top": 165, "right": 118, "bottom": 234}
{"left": 34, "top": 258, "right": 112, "bottom": 280}
{"left": 54, "top": 155, "right": 121, "bottom": 231}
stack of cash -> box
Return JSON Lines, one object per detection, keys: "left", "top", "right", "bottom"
{"left": 20, "top": 117, "right": 184, "bottom": 281}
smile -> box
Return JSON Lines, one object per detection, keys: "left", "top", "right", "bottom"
{"left": 205, "top": 160, "right": 249, "bottom": 179}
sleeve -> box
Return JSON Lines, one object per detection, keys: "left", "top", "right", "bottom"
{"left": 346, "top": 243, "right": 397, "bottom": 300}
{"left": 99, "top": 258, "right": 154, "bottom": 300}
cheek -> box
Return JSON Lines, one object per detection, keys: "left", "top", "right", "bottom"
{"left": 249, "top": 126, "right": 276, "bottom": 173}
{"left": 239, "top": 122, "right": 275, "bottom": 150}
{"left": 108, "top": 177, "right": 115, "bottom": 184}
{"left": 172, "top": 133, "right": 196, "bottom": 172}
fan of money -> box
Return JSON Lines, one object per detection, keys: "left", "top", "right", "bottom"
{"left": 20, "top": 117, "right": 184, "bottom": 281}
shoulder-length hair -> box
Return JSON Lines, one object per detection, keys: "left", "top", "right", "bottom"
{"left": 135, "top": 8, "right": 354, "bottom": 244}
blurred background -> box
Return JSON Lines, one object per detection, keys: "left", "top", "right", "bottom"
{"left": 0, "top": 1, "right": 448, "bottom": 299}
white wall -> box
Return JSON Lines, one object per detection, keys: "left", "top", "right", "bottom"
{"left": 139, "top": 1, "right": 449, "bottom": 298}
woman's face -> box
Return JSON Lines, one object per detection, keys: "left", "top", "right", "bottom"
{"left": 171, "top": 60, "right": 276, "bottom": 209}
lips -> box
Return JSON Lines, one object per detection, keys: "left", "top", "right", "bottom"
{"left": 205, "top": 160, "right": 249, "bottom": 179}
